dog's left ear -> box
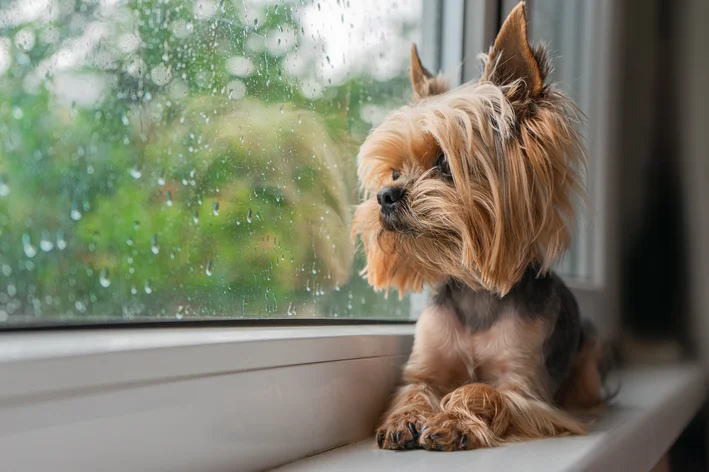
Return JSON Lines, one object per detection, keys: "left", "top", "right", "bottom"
{"left": 483, "top": 2, "right": 543, "bottom": 100}
{"left": 410, "top": 44, "right": 448, "bottom": 99}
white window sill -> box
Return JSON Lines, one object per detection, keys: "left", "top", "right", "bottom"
{"left": 0, "top": 325, "right": 703, "bottom": 472}
{"left": 276, "top": 364, "right": 706, "bottom": 472}
{"left": 0, "top": 324, "right": 414, "bottom": 471}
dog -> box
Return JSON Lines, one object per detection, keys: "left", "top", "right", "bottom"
{"left": 352, "top": 2, "right": 610, "bottom": 452}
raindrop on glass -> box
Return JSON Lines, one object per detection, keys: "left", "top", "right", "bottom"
{"left": 39, "top": 233, "right": 54, "bottom": 252}
{"left": 0, "top": 174, "right": 9, "bottom": 197}
{"left": 205, "top": 259, "right": 213, "bottom": 276}
{"left": 247, "top": 208, "right": 253, "bottom": 223}
{"left": 56, "top": 231, "right": 67, "bottom": 250}
{"left": 130, "top": 285, "right": 138, "bottom": 295}
{"left": 166, "top": 191, "right": 173, "bottom": 207}
{"left": 157, "top": 173, "right": 166, "bottom": 186}
{"left": 133, "top": 220, "right": 141, "bottom": 230}
{"left": 70, "top": 202, "right": 82, "bottom": 221}
{"left": 129, "top": 164, "right": 142, "bottom": 179}
{"left": 287, "top": 302, "right": 296, "bottom": 316}
{"left": 144, "top": 279, "right": 153, "bottom": 294}
{"left": 151, "top": 234, "right": 160, "bottom": 254}
{"left": 212, "top": 202, "right": 219, "bottom": 216}
{"left": 192, "top": 211, "right": 199, "bottom": 224}
{"left": 99, "top": 268, "right": 111, "bottom": 288}
{"left": 22, "top": 234, "right": 37, "bottom": 258}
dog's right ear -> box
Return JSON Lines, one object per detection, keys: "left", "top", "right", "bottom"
{"left": 410, "top": 44, "right": 448, "bottom": 99}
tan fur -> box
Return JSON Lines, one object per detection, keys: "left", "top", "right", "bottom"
{"left": 353, "top": 32, "right": 584, "bottom": 297}
{"left": 379, "top": 305, "right": 587, "bottom": 451}
{"left": 484, "top": 2, "right": 543, "bottom": 100}
{"left": 410, "top": 44, "right": 449, "bottom": 100}
{"left": 359, "top": 1, "right": 602, "bottom": 452}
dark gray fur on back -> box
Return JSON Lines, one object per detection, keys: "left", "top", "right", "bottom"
{"left": 432, "top": 267, "right": 582, "bottom": 394}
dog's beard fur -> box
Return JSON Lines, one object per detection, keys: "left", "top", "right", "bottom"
{"left": 353, "top": 44, "right": 585, "bottom": 297}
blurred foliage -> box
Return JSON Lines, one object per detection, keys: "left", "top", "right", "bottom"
{"left": 0, "top": 0, "right": 415, "bottom": 322}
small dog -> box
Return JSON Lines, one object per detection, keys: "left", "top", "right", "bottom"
{"left": 353, "top": 2, "right": 610, "bottom": 452}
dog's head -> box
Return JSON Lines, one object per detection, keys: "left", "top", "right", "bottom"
{"left": 352, "top": 2, "right": 586, "bottom": 297}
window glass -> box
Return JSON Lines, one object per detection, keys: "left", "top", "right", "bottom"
{"left": 0, "top": 0, "right": 422, "bottom": 324}
{"left": 530, "top": 0, "right": 596, "bottom": 280}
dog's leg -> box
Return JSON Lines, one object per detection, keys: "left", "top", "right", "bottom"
{"left": 418, "top": 383, "right": 508, "bottom": 451}
{"left": 418, "top": 382, "right": 587, "bottom": 451}
{"left": 376, "top": 383, "right": 441, "bottom": 450}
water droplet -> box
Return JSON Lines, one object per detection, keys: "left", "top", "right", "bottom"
{"left": 121, "top": 110, "right": 129, "bottom": 125}
{"left": 306, "top": 279, "right": 311, "bottom": 292}
{"left": 212, "top": 202, "right": 219, "bottom": 216}
{"left": 22, "top": 234, "right": 37, "bottom": 258}
{"left": 151, "top": 234, "right": 160, "bottom": 254}
{"left": 170, "top": 250, "right": 176, "bottom": 260}
{"left": 70, "top": 203, "right": 82, "bottom": 221}
{"left": 130, "top": 285, "right": 137, "bottom": 295}
{"left": 39, "top": 233, "right": 54, "bottom": 252}
{"left": 126, "top": 237, "right": 134, "bottom": 246}
{"left": 192, "top": 211, "right": 199, "bottom": 224}
{"left": 133, "top": 220, "right": 141, "bottom": 230}
{"left": 206, "top": 259, "right": 213, "bottom": 276}
{"left": 144, "top": 279, "right": 153, "bottom": 294}
{"left": 157, "top": 173, "right": 166, "bottom": 186}
{"left": 166, "top": 191, "right": 173, "bottom": 207}
{"left": 287, "top": 302, "right": 296, "bottom": 316}
{"left": 12, "top": 106, "right": 23, "bottom": 119}
{"left": 246, "top": 208, "right": 253, "bottom": 223}
{"left": 56, "top": 232, "right": 67, "bottom": 250}
{"left": 99, "top": 268, "right": 111, "bottom": 288}
{"left": 130, "top": 164, "right": 142, "bottom": 179}
{"left": 0, "top": 174, "right": 9, "bottom": 197}
{"left": 235, "top": 217, "right": 240, "bottom": 226}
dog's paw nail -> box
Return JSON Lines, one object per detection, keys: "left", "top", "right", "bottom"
{"left": 390, "top": 431, "right": 401, "bottom": 444}
{"left": 419, "top": 425, "right": 428, "bottom": 434}
{"left": 407, "top": 422, "right": 418, "bottom": 438}
{"left": 376, "top": 431, "right": 385, "bottom": 449}
{"left": 457, "top": 435, "right": 468, "bottom": 450}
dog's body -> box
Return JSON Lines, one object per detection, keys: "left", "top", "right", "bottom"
{"left": 353, "top": 2, "right": 608, "bottom": 451}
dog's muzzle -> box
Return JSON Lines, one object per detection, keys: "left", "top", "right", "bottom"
{"left": 377, "top": 186, "right": 406, "bottom": 231}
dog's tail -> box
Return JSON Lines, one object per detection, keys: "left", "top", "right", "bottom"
{"left": 555, "top": 319, "right": 619, "bottom": 411}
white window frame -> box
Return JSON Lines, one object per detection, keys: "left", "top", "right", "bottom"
{"left": 0, "top": 1, "right": 626, "bottom": 471}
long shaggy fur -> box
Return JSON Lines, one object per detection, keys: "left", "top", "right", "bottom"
{"left": 358, "top": 1, "right": 608, "bottom": 453}
{"left": 353, "top": 47, "right": 585, "bottom": 296}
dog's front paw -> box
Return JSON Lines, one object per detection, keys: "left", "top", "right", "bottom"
{"left": 376, "top": 410, "right": 428, "bottom": 450}
{"left": 418, "top": 413, "right": 495, "bottom": 452}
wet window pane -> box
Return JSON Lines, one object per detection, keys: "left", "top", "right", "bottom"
{"left": 0, "top": 0, "right": 422, "bottom": 323}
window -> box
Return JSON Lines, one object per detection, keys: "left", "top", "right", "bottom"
{"left": 0, "top": 0, "right": 424, "bottom": 324}
{"left": 530, "top": 0, "right": 598, "bottom": 281}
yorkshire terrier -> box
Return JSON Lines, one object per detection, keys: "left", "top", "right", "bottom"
{"left": 353, "top": 2, "right": 610, "bottom": 452}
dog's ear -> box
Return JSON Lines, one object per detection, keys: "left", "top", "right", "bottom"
{"left": 410, "top": 43, "right": 447, "bottom": 99}
{"left": 483, "top": 2, "right": 543, "bottom": 99}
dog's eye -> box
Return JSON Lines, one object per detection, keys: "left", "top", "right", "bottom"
{"left": 392, "top": 170, "right": 400, "bottom": 181}
{"left": 435, "top": 151, "right": 452, "bottom": 179}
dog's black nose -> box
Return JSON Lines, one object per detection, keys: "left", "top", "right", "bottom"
{"left": 377, "top": 186, "right": 405, "bottom": 214}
